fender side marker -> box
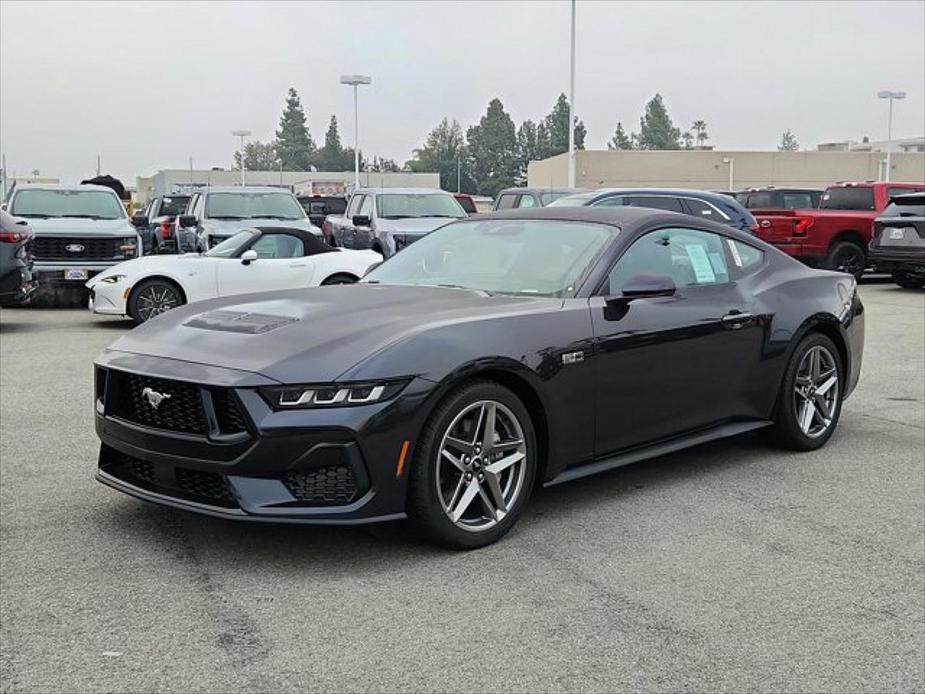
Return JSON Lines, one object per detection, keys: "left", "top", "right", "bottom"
{"left": 396, "top": 440, "right": 411, "bottom": 478}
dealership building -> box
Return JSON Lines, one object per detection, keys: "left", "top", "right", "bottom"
{"left": 135, "top": 169, "right": 440, "bottom": 206}
{"left": 528, "top": 149, "right": 925, "bottom": 191}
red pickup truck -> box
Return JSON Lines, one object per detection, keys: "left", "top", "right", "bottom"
{"left": 752, "top": 181, "right": 925, "bottom": 278}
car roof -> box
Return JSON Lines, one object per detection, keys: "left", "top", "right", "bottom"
{"left": 354, "top": 187, "right": 450, "bottom": 195}
{"left": 582, "top": 187, "right": 745, "bottom": 202}
{"left": 11, "top": 183, "right": 118, "bottom": 194}
{"left": 497, "top": 187, "right": 588, "bottom": 195}
{"left": 204, "top": 186, "right": 297, "bottom": 194}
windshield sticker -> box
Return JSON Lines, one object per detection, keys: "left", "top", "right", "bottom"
{"left": 684, "top": 243, "right": 716, "bottom": 283}
{"left": 727, "top": 239, "right": 743, "bottom": 266}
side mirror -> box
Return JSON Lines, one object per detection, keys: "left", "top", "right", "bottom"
{"left": 352, "top": 214, "right": 371, "bottom": 228}
{"left": 131, "top": 214, "right": 149, "bottom": 228}
{"left": 241, "top": 249, "right": 258, "bottom": 265}
{"left": 178, "top": 214, "right": 198, "bottom": 228}
{"left": 616, "top": 273, "right": 676, "bottom": 300}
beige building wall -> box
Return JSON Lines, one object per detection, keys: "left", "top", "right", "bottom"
{"left": 528, "top": 150, "right": 925, "bottom": 191}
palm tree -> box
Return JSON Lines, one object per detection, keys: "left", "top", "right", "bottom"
{"left": 692, "top": 120, "right": 709, "bottom": 147}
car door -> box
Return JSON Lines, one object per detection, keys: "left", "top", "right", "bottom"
{"left": 339, "top": 194, "right": 363, "bottom": 248}
{"left": 589, "top": 225, "right": 764, "bottom": 456}
{"left": 353, "top": 195, "right": 375, "bottom": 249}
{"left": 215, "top": 232, "right": 314, "bottom": 296}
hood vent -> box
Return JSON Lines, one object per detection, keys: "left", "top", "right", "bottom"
{"left": 184, "top": 310, "right": 298, "bottom": 334}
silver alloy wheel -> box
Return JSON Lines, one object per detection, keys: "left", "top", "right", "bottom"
{"left": 792, "top": 345, "right": 840, "bottom": 438}
{"left": 436, "top": 400, "right": 528, "bottom": 532}
{"left": 137, "top": 284, "right": 180, "bottom": 322}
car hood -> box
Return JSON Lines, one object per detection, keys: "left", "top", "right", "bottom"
{"left": 21, "top": 217, "right": 136, "bottom": 236}
{"left": 103, "top": 284, "right": 557, "bottom": 383}
{"left": 375, "top": 217, "right": 461, "bottom": 234}
{"left": 202, "top": 218, "right": 321, "bottom": 235}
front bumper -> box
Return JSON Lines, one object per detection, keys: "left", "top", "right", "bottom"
{"left": 93, "top": 352, "right": 436, "bottom": 523}
{"left": 87, "top": 282, "right": 127, "bottom": 316}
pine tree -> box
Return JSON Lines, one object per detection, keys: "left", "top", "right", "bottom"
{"left": 517, "top": 120, "right": 541, "bottom": 181}
{"left": 316, "top": 116, "right": 347, "bottom": 171}
{"left": 607, "top": 122, "right": 634, "bottom": 150}
{"left": 636, "top": 94, "right": 681, "bottom": 150}
{"left": 275, "top": 88, "right": 316, "bottom": 170}
{"left": 778, "top": 129, "right": 800, "bottom": 151}
{"left": 466, "top": 99, "right": 520, "bottom": 198}
{"left": 543, "top": 93, "right": 586, "bottom": 156}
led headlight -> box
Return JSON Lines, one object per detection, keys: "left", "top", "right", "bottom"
{"left": 260, "top": 379, "right": 410, "bottom": 410}
{"left": 99, "top": 274, "right": 126, "bottom": 284}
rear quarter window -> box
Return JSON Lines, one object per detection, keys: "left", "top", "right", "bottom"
{"left": 820, "top": 187, "right": 875, "bottom": 210}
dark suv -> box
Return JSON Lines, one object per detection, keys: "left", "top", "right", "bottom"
{"left": 869, "top": 192, "right": 925, "bottom": 288}
{"left": 549, "top": 188, "right": 758, "bottom": 233}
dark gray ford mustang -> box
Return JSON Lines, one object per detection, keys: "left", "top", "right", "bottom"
{"left": 94, "top": 207, "right": 864, "bottom": 548}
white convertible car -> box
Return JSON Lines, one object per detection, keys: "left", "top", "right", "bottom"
{"left": 87, "top": 226, "right": 381, "bottom": 323}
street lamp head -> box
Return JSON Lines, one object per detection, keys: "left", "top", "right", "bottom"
{"left": 340, "top": 75, "right": 372, "bottom": 86}
{"left": 231, "top": 129, "right": 252, "bottom": 137}
{"left": 877, "top": 91, "right": 906, "bottom": 100}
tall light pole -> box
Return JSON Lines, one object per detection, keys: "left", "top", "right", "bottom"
{"left": 231, "top": 129, "right": 251, "bottom": 186}
{"left": 567, "top": 0, "right": 576, "bottom": 188}
{"left": 877, "top": 90, "right": 906, "bottom": 182}
{"left": 340, "top": 74, "right": 372, "bottom": 190}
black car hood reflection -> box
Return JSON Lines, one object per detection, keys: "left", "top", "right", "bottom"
{"left": 107, "top": 284, "right": 560, "bottom": 384}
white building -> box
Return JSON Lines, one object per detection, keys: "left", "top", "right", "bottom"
{"left": 135, "top": 169, "right": 440, "bottom": 206}
{"left": 817, "top": 136, "right": 925, "bottom": 153}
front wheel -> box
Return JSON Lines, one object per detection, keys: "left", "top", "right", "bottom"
{"left": 128, "top": 279, "right": 184, "bottom": 324}
{"left": 407, "top": 381, "right": 537, "bottom": 549}
{"left": 826, "top": 241, "right": 866, "bottom": 280}
{"left": 769, "top": 333, "right": 843, "bottom": 451}
{"left": 893, "top": 271, "right": 925, "bottom": 289}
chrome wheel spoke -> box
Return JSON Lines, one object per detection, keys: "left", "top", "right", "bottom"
{"left": 477, "top": 485, "right": 505, "bottom": 522}
{"left": 449, "top": 480, "right": 480, "bottom": 523}
{"left": 444, "top": 436, "right": 474, "bottom": 456}
{"left": 479, "top": 402, "right": 497, "bottom": 453}
{"left": 482, "top": 471, "right": 508, "bottom": 517}
{"left": 799, "top": 400, "right": 817, "bottom": 433}
{"left": 441, "top": 448, "right": 467, "bottom": 473}
{"left": 816, "top": 374, "right": 837, "bottom": 396}
{"left": 484, "top": 450, "right": 524, "bottom": 475}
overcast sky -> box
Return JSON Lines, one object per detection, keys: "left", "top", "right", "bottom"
{"left": 1, "top": 0, "right": 923, "bottom": 185}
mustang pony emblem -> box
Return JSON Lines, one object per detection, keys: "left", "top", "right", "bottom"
{"left": 141, "top": 387, "right": 171, "bottom": 410}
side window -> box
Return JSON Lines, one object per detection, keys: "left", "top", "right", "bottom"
{"left": 517, "top": 194, "right": 537, "bottom": 208}
{"left": 591, "top": 195, "right": 624, "bottom": 207}
{"left": 359, "top": 195, "right": 374, "bottom": 217}
{"left": 606, "top": 227, "right": 731, "bottom": 294}
{"left": 726, "top": 239, "right": 764, "bottom": 273}
{"left": 623, "top": 195, "right": 684, "bottom": 213}
{"left": 744, "top": 192, "right": 773, "bottom": 208}
{"left": 346, "top": 194, "right": 364, "bottom": 218}
{"left": 887, "top": 186, "right": 925, "bottom": 199}
{"left": 781, "top": 193, "right": 814, "bottom": 209}
{"left": 496, "top": 194, "right": 517, "bottom": 210}
{"left": 685, "top": 198, "right": 729, "bottom": 221}
{"left": 250, "top": 233, "right": 304, "bottom": 259}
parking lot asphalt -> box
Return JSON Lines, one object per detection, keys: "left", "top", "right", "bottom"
{"left": 0, "top": 282, "right": 923, "bottom": 693}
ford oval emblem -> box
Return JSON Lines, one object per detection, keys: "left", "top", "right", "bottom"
{"left": 65, "top": 243, "right": 85, "bottom": 253}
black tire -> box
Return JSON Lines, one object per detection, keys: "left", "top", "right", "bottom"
{"left": 128, "top": 278, "right": 185, "bottom": 324}
{"left": 825, "top": 241, "right": 866, "bottom": 280}
{"left": 768, "top": 333, "right": 844, "bottom": 451}
{"left": 893, "top": 271, "right": 925, "bottom": 289}
{"left": 407, "top": 380, "right": 537, "bottom": 550}
{"left": 320, "top": 273, "right": 358, "bottom": 286}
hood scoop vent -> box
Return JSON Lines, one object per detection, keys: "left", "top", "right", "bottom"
{"left": 184, "top": 310, "right": 299, "bottom": 334}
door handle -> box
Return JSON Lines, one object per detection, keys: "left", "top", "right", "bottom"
{"left": 721, "top": 311, "right": 754, "bottom": 329}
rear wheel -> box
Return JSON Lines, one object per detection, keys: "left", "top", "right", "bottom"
{"left": 769, "top": 333, "right": 843, "bottom": 451}
{"left": 320, "top": 273, "right": 358, "bottom": 286}
{"left": 128, "top": 278, "right": 184, "bottom": 324}
{"left": 893, "top": 271, "right": 925, "bottom": 289}
{"left": 407, "top": 381, "right": 536, "bottom": 549}
{"left": 826, "top": 241, "right": 866, "bottom": 280}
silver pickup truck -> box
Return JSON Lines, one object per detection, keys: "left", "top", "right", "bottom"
{"left": 4, "top": 183, "right": 142, "bottom": 304}
{"left": 326, "top": 188, "right": 467, "bottom": 257}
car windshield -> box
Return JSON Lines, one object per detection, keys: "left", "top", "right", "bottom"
{"left": 820, "top": 187, "right": 875, "bottom": 211}
{"left": 159, "top": 196, "right": 190, "bottom": 216}
{"left": 540, "top": 191, "right": 573, "bottom": 205}
{"left": 546, "top": 192, "right": 597, "bottom": 207}
{"left": 10, "top": 189, "right": 125, "bottom": 219}
{"left": 363, "top": 218, "right": 615, "bottom": 297}
{"left": 378, "top": 193, "right": 466, "bottom": 219}
{"left": 206, "top": 192, "right": 305, "bottom": 220}
{"left": 204, "top": 230, "right": 256, "bottom": 258}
